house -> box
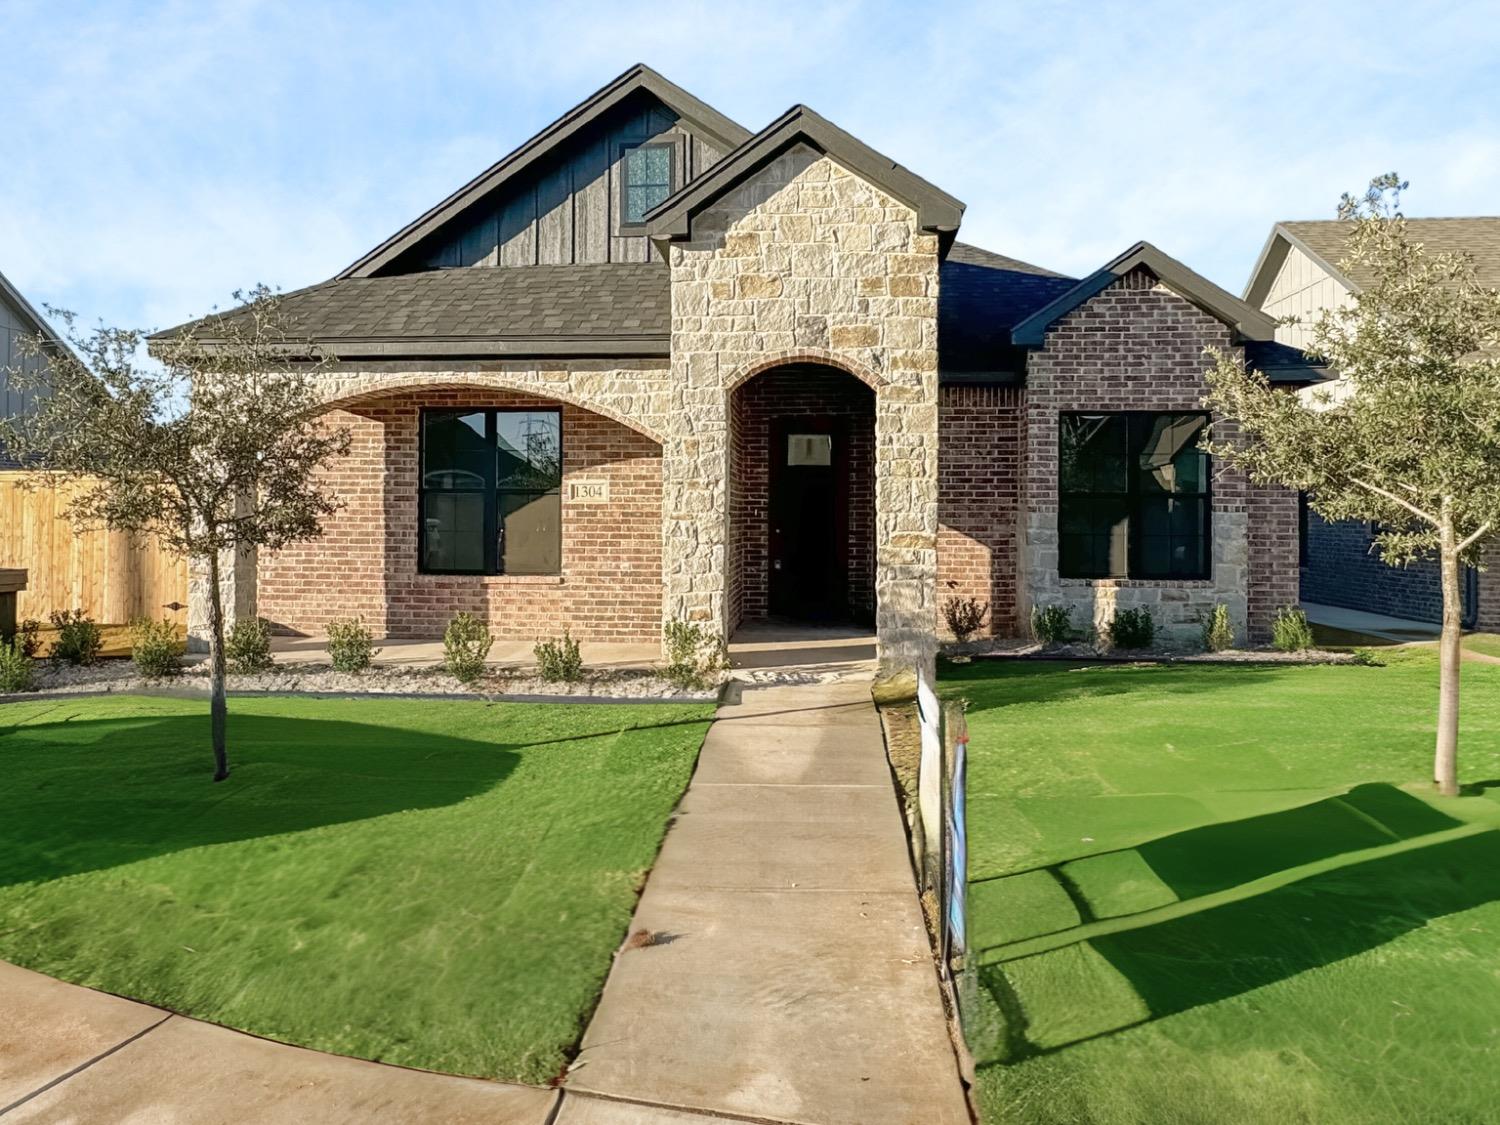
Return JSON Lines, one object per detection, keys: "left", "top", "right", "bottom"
{"left": 166, "top": 64, "right": 1318, "bottom": 672}
{"left": 1245, "top": 218, "right": 1500, "bottom": 631}
{"left": 0, "top": 267, "right": 190, "bottom": 626}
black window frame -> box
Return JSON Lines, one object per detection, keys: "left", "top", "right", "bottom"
{"left": 418, "top": 407, "right": 563, "bottom": 577}
{"left": 618, "top": 138, "right": 680, "bottom": 230}
{"left": 1058, "top": 411, "right": 1214, "bottom": 581}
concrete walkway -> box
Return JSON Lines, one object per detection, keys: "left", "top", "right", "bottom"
{"left": 563, "top": 675, "right": 970, "bottom": 1125}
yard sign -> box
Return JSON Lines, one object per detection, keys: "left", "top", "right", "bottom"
{"left": 916, "top": 670, "right": 943, "bottom": 891}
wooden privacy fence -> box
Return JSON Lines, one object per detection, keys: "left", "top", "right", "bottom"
{"left": 0, "top": 473, "right": 187, "bottom": 625}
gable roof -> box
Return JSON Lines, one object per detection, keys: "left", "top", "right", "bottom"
{"left": 150, "top": 264, "right": 671, "bottom": 360}
{"left": 337, "top": 64, "right": 752, "bottom": 280}
{"left": 1244, "top": 217, "right": 1500, "bottom": 306}
{"left": 1011, "top": 241, "right": 1276, "bottom": 347}
{"left": 0, "top": 267, "right": 65, "bottom": 349}
{"left": 643, "top": 104, "right": 964, "bottom": 248}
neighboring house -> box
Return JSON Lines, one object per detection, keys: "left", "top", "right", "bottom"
{"left": 1245, "top": 218, "right": 1500, "bottom": 631}
{"left": 0, "top": 267, "right": 62, "bottom": 468}
{"left": 0, "top": 268, "right": 189, "bottom": 625}
{"left": 164, "top": 64, "right": 1318, "bottom": 671}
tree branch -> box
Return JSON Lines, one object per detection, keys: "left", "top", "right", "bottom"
{"left": 1348, "top": 476, "right": 1438, "bottom": 525}
{"left": 1458, "top": 521, "right": 1494, "bottom": 554}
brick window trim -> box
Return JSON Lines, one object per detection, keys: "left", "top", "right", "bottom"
{"left": 408, "top": 573, "right": 566, "bottom": 587}
{"left": 1058, "top": 577, "right": 1216, "bottom": 590}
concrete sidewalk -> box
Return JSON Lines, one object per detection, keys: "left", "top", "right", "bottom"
{"left": 563, "top": 677, "right": 970, "bottom": 1125}
{"left": 0, "top": 961, "right": 558, "bottom": 1123}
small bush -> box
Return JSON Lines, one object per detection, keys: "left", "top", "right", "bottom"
{"left": 226, "top": 616, "right": 275, "bottom": 673}
{"left": 327, "top": 617, "right": 379, "bottom": 674}
{"left": 1030, "top": 604, "right": 1073, "bottom": 645}
{"left": 662, "top": 619, "right": 727, "bottom": 691}
{"left": 942, "top": 596, "right": 990, "bottom": 643}
{"left": 444, "top": 612, "right": 492, "bottom": 685}
{"left": 1106, "top": 607, "right": 1156, "bottom": 650}
{"left": 130, "top": 617, "right": 181, "bottom": 678}
{"left": 534, "top": 631, "right": 584, "bottom": 682}
{"left": 12, "top": 619, "right": 41, "bottom": 660}
{"left": 1272, "top": 606, "right": 1315, "bottom": 652}
{"left": 0, "top": 639, "right": 34, "bottom": 693}
{"left": 1200, "top": 604, "right": 1234, "bottom": 653}
{"left": 48, "top": 609, "right": 103, "bottom": 666}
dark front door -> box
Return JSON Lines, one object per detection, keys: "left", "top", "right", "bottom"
{"left": 768, "top": 419, "right": 848, "bottom": 620}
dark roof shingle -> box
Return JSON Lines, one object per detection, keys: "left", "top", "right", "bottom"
{"left": 938, "top": 242, "right": 1075, "bottom": 380}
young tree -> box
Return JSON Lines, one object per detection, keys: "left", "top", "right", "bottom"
{"left": 0, "top": 288, "right": 350, "bottom": 781}
{"left": 1203, "top": 175, "right": 1500, "bottom": 796}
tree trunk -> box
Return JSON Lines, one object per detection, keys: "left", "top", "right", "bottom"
{"left": 206, "top": 549, "right": 230, "bottom": 782}
{"left": 1434, "top": 513, "right": 1462, "bottom": 798}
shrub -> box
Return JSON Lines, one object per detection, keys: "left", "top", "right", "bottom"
{"left": 534, "top": 631, "right": 584, "bottom": 682}
{"left": 1106, "top": 607, "right": 1156, "bottom": 650}
{"left": 0, "top": 639, "right": 34, "bottom": 693}
{"left": 130, "top": 617, "right": 182, "bottom": 678}
{"left": 1272, "top": 606, "right": 1315, "bottom": 652}
{"left": 48, "top": 609, "right": 103, "bottom": 666}
{"left": 1030, "top": 604, "right": 1073, "bottom": 645}
{"left": 942, "top": 596, "right": 990, "bottom": 643}
{"left": 326, "top": 617, "right": 379, "bottom": 673}
{"left": 1200, "top": 604, "right": 1234, "bottom": 653}
{"left": 444, "top": 612, "right": 492, "bottom": 685}
{"left": 662, "top": 619, "right": 727, "bottom": 691}
{"left": 12, "top": 619, "right": 41, "bottom": 660}
{"left": 226, "top": 616, "right": 275, "bottom": 673}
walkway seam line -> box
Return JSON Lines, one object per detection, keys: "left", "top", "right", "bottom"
{"left": 0, "top": 1012, "right": 174, "bottom": 1117}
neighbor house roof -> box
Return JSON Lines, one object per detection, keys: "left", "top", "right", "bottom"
{"left": 643, "top": 104, "right": 965, "bottom": 249}
{"left": 1244, "top": 217, "right": 1500, "bottom": 306}
{"left": 1013, "top": 241, "right": 1276, "bottom": 347}
{"left": 0, "top": 267, "right": 66, "bottom": 350}
{"left": 337, "top": 64, "right": 753, "bottom": 280}
{"left": 150, "top": 264, "right": 672, "bottom": 360}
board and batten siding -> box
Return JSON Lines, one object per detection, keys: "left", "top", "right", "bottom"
{"left": 1, "top": 290, "right": 51, "bottom": 456}
{"left": 1258, "top": 243, "right": 1354, "bottom": 349}
{"left": 405, "top": 102, "right": 728, "bottom": 271}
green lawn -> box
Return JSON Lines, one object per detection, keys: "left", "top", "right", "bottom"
{"left": 0, "top": 694, "right": 714, "bottom": 1084}
{"left": 946, "top": 650, "right": 1500, "bottom": 1125}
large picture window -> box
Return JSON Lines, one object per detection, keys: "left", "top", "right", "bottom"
{"left": 1058, "top": 412, "right": 1211, "bottom": 580}
{"left": 420, "top": 409, "right": 562, "bottom": 575}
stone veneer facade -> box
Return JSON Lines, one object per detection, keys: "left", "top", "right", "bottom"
{"left": 664, "top": 144, "right": 940, "bottom": 672}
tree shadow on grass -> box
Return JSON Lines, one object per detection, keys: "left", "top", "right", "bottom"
{"left": 978, "top": 829, "right": 1500, "bottom": 1062}
{"left": 0, "top": 712, "right": 524, "bottom": 889}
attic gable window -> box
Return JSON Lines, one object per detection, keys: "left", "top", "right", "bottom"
{"left": 621, "top": 142, "right": 675, "bottom": 227}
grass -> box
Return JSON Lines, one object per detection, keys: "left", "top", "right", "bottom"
{"left": 1463, "top": 631, "right": 1500, "bottom": 659}
{"left": 0, "top": 693, "right": 714, "bottom": 1084}
{"left": 944, "top": 649, "right": 1500, "bottom": 1125}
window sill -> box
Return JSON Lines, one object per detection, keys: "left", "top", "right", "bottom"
{"left": 1059, "top": 577, "right": 1215, "bottom": 588}
{"left": 416, "top": 573, "right": 564, "bottom": 586}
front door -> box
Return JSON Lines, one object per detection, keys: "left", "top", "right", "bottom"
{"left": 768, "top": 419, "right": 848, "bottom": 620}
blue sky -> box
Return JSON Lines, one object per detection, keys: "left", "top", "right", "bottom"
{"left": 4, "top": 0, "right": 1499, "bottom": 332}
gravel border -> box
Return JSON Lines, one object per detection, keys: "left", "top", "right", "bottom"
{"left": 2, "top": 658, "right": 724, "bottom": 704}
{"left": 942, "top": 638, "right": 1360, "bottom": 665}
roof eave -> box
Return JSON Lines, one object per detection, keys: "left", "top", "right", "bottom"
{"left": 152, "top": 334, "right": 672, "bottom": 362}
{"left": 1012, "top": 241, "right": 1277, "bottom": 347}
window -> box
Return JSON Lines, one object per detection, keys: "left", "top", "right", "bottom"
{"left": 1058, "top": 412, "right": 1211, "bottom": 580}
{"left": 420, "top": 409, "right": 561, "bottom": 575}
{"left": 620, "top": 142, "right": 674, "bottom": 226}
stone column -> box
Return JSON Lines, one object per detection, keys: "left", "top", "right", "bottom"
{"left": 187, "top": 543, "right": 257, "bottom": 652}
{"left": 661, "top": 349, "right": 731, "bottom": 641}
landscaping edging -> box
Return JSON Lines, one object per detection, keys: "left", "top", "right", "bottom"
{"left": 943, "top": 639, "right": 1360, "bottom": 665}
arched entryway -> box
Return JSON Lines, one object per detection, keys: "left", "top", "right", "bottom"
{"left": 727, "top": 363, "right": 876, "bottom": 633}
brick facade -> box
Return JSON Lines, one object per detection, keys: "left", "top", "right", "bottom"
{"left": 937, "top": 384, "right": 1024, "bottom": 638}
{"left": 728, "top": 365, "right": 876, "bottom": 631}
{"left": 259, "top": 387, "right": 662, "bottom": 642}
{"left": 1021, "top": 267, "right": 1298, "bottom": 644}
